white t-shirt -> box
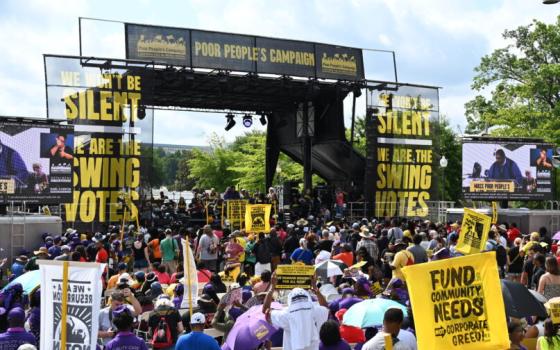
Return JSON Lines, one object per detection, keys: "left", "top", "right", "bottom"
{"left": 362, "top": 329, "right": 417, "bottom": 350}
{"left": 270, "top": 303, "right": 328, "bottom": 350}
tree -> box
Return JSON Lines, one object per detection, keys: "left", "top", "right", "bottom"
{"left": 432, "top": 116, "right": 462, "bottom": 202}
{"left": 345, "top": 115, "right": 367, "bottom": 156}
{"left": 187, "top": 133, "right": 236, "bottom": 192}
{"left": 175, "top": 150, "right": 196, "bottom": 190}
{"left": 466, "top": 16, "right": 560, "bottom": 142}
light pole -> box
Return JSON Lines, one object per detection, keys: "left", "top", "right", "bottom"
{"left": 440, "top": 155, "right": 448, "bottom": 201}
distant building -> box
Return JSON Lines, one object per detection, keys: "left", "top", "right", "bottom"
{"left": 153, "top": 143, "right": 210, "bottom": 154}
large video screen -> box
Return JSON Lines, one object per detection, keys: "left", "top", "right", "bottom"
{"left": 462, "top": 138, "right": 553, "bottom": 200}
{"left": 0, "top": 120, "right": 74, "bottom": 204}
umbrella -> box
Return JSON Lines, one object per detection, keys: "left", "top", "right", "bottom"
{"left": 2, "top": 270, "right": 41, "bottom": 294}
{"left": 197, "top": 269, "right": 212, "bottom": 283}
{"left": 553, "top": 231, "right": 560, "bottom": 241}
{"left": 501, "top": 279, "right": 548, "bottom": 318}
{"left": 223, "top": 303, "right": 282, "bottom": 350}
{"left": 315, "top": 260, "right": 346, "bottom": 279}
{"left": 343, "top": 298, "right": 408, "bottom": 328}
{"left": 529, "top": 289, "right": 548, "bottom": 304}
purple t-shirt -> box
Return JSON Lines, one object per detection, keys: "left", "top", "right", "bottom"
{"left": 105, "top": 331, "right": 149, "bottom": 350}
{"left": 319, "top": 340, "right": 352, "bottom": 350}
{"left": 0, "top": 327, "right": 37, "bottom": 349}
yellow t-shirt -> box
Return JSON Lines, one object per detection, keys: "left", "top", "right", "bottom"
{"left": 391, "top": 250, "right": 414, "bottom": 281}
{"left": 537, "top": 336, "right": 560, "bottom": 350}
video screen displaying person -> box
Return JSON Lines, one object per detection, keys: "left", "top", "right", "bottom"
{"left": 27, "top": 163, "right": 49, "bottom": 194}
{"left": 487, "top": 149, "right": 523, "bottom": 186}
{"left": 535, "top": 148, "right": 552, "bottom": 171}
{"left": 50, "top": 134, "right": 73, "bottom": 163}
{"left": 0, "top": 138, "right": 29, "bottom": 185}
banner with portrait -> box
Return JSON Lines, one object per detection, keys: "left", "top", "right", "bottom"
{"left": 39, "top": 260, "right": 105, "bottom": 350}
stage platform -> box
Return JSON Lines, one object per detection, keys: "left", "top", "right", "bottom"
{"left": 0, "top": 215, "right": 62, "bottom": 263}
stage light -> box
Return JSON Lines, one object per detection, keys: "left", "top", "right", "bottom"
{"left": 225, "top": 113, "right": 236, "bottom": 131}
{"left": 243, "top": 114, "right": 253, "bottom": 128}
{"left": 137, "top": 105, "right": 146, "bottom": 120}
{"left": 543, "top": 0, "right": 559, "bottom": 4}
{"left": 259, "top": 114, "right": 267, "bottom": 126}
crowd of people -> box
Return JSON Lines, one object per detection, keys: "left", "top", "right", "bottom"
{"left": 0, "top": 187, "right": 559, "bottom": 349}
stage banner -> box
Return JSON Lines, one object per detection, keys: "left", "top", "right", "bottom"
{"left": 124, "top": 23, "right": 364, "bottom": 81}
{"left": 44, "top": 55, "right": 154, "bottom": 225}
{"left": 245, "top": 204, "right": 271, "bottom": 233}
{"left": 457, "top": 209, "right": 491, "bottom": 255}
{"left": 0, "top": 119, "right": 74, "bottom": 204}
{"left": 314, "top": 44, "right": 364, "bottom": 81}
{"left": 366, "top": 85, "right": 439, "bottom": 218}
{"left": 402, "top": 253, "right": 509, "bottom": 350}
{"left": 181, "top": 240, "right": 198, "bottom": 310}
{"left": 39, "top": 260, "right": 104, "bottom": 350}
{"left": 126, "top": 23, "right": 190, "bottom": 66}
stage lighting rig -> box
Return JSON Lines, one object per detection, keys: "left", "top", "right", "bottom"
{"left": 259, "top": 113, "right": 267, "bottom": 126}
{"left": 225, "top": 113, "right": 236, "bottom": 131}
{"left": 242, "top": 114, "right": 253, "bottom": 128}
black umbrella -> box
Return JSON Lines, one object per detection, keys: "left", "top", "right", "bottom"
{"left": 501, "top": 279, "right": 548, "bottom": 319}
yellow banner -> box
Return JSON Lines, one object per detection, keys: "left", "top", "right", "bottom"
{"left": 491, "top": 202, "right": 498, "bottom": 225}
{"left": 402, "top": 253, "right": 509, "bottom": 350}
{"left": 276, "top": 264, "right": 315, "bottom": 289}
{"left": 548, "top": 302, "right": 560, "bottom": 324}
{"left": 245, "top": 204, "right": 271, "bottom": 233}
{"left": 469, "top": 181, "right": 514, "bottom": 192}
{"left": 226, "top": 200, "right": 248, "bottom": 230}
{"left": 456, "top": 208, "right": 492, "bottom": 255}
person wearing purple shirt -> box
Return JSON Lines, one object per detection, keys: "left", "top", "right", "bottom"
{"left": 0, "top": 307, "right": 36, "bottom": 350}
{"left": 105, "top": 305, "right": 148, "bottom": 350}
{"left": 319, "top": 320, "right": 351, "bottom": 350}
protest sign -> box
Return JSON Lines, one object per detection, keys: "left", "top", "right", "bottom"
{"left": 226, "top": 200, "right": 248, "bottom": 230}
{"left": 491, "top": 202, "right": 498, "bottom": 225}
{"left": 276, "top": 264, "right": 315, "bottom": 289}
{"left": 39, "top": 260, "right": 104, "bottom": 350}
{"left": 245, "top": 204, "right": 271, "bottom": 233}
{"left": 547, "top": 301, "right": 560, "bottom": 324}
{"left": 456, "top": 208, "right": 491, "bottom": 255}
{"left": 402, "top": 252, "right": 509, "bottom": 350}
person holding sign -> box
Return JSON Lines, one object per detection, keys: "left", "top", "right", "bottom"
{"left": 262, "top": 272, "right": 329, "bottom": 350}
{"left": 536, "top": 319, "right": 560, "bottom": 350}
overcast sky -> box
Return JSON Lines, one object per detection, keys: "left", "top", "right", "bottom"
{"left": 0, "top": 0, "right": 557, "bottom": 145}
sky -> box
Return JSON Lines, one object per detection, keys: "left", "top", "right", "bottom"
{"left": 0, "top": 0, "right": 558, "bottom": 146}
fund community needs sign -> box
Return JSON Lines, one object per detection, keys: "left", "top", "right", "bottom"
{"left": 402, "top": 252, "right": 509, "bottom": 350}
{"left": 125, "top": 23, "right": 364, "bottom": 81}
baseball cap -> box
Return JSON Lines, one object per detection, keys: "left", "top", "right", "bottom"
{"left": 190, "top": 312, "right": 206, "bottom": 325}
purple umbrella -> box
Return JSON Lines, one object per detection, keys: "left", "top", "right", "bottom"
{"left": 553, "top": 231, "right": 560, "bottom": 241}
{"left": 223, "top": 303, "right": 283, "bottom": 350}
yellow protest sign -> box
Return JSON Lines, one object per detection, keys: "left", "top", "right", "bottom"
{"left": 226, "top": 200, "right": 248, "bottom": 230}
{"left": 456, "top": 208, "right": 491, "bottom": 255}
{"left": 491, "top": 202, "right": 498, "bottom": 225}
{"left": 402, "top": 252, "right": 509, "bottom": 350}
{"left": 276, "top": 264, "right": 315, "bottom": 289}
{"left": 245, "top": 204, "right": 271, "bottom": 233}
{"left": 547, "top": 302, "right": 560, "bottom": 324}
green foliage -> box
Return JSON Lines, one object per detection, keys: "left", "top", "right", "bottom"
{"left": 187, "top": 134, "right": 237, "bottom": 192}
{"left": 432, "top": 116, "right": 462, "bottom": 202}
{"left": 466, "top": 16, "right": 560, "bottom": 143}
{"left": 345, "top": 115, "right": 366, "bottom": 156}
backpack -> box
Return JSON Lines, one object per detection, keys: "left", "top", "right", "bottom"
{"left": 152, "top": 316, "right": 173, "bottom": 349}
{"left": 491, "top": 242, "right": 507, "bottom": 267}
